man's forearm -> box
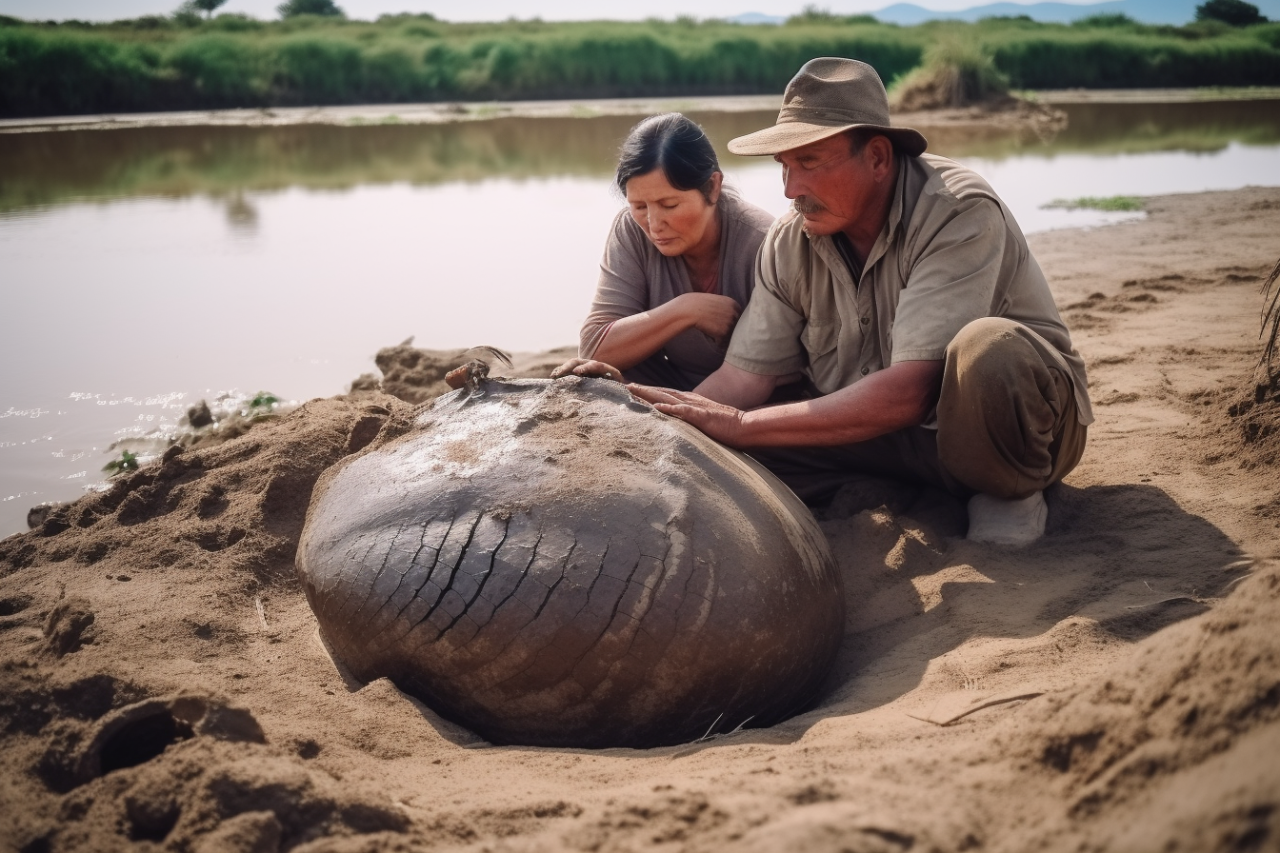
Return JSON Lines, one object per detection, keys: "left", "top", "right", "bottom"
{"left": 631, "top": 360, "right": 943, "bottom": 450}
{"left": 694, "top": 362, "right": 778, "bottom": 409}
{"left": 732, "top": 359, "right": 944, "bottom": 448}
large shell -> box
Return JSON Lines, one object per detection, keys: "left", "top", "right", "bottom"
{"left": 297, "top": 377, "right": 843, "bottom": 748}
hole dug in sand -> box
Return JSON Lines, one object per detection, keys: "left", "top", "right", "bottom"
{"left": 0, "top": 594, "right": 34, "bottom": 617}
{"left": 100, "top": 704, "right": 195, "bottom": 776}
{"left": 45, "top": 693, "right": 266, "bottom": 791}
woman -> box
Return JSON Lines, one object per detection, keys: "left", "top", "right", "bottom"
{"left": 553, "top": 113, "right": 774, "bottom": 390}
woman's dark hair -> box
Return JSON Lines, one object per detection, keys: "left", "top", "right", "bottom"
{"left": 615, "top": 113, "right": 721, "bottom": 203}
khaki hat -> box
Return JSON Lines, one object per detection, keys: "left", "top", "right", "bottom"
{"left": 728, "top": 57, "right": 927, "bottom": 157}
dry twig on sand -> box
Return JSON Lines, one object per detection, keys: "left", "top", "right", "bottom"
{"left": 1261, "top": 257, "right": 1280, "bottom": 379}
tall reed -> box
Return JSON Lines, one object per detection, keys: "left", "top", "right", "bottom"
{"left": 1, "top": 15, "right": 1277, "bottom": 117}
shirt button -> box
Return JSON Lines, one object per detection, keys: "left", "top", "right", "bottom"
{"left": 860, "top": 317, "right": 870, "bottom": 325}
{"left": 860, "top": 367, "right": 870, "bottom": 376}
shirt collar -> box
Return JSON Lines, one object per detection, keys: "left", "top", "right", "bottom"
{"left": 863, "top": 158, "right": 908, "bottom": 273}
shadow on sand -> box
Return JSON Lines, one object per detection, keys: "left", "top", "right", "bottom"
{"left": 768, "top": 479, "right": 1244, "bottom": 739}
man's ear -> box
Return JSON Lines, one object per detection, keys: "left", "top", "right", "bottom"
{"left": 867, "top": 135, "right": 895, "bottom": 180}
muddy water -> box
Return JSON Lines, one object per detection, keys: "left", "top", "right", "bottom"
{"left": 2, "top": 99, "right": 1279, "bottom": 534}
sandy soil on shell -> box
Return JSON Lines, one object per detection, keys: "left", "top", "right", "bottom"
{"left": 1, "top": 186, "right": 1279, "bottom": 853}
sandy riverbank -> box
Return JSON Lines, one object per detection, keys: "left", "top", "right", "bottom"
{"left": 2, "top": 87, "right": 1278, "bottom": 135}
{"left": 1, "top": 185, "right": 1279, "bottom": 852}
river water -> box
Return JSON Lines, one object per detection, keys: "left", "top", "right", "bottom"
{"left": 2, "top": 98, "right": 1279, "bottom": 534}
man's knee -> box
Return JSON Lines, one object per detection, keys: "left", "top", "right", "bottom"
{"left": 938, "top": 317, "right": 1076, "bottom": 498}
{"left": 943, "top": 319, "right": 1049, "bottom": 424}
{"left": 946, "top": 317, "right": 1036, "bottom": 386}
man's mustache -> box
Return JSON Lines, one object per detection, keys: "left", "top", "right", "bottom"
{"left": 793, "top": 196, "right": 827, "bottom": 215}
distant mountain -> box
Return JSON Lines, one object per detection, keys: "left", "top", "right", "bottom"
{"left": 869, "top": 0, "right": 1278, "bottom": 26}
{"left": 874, "top": 1, "right": 1130, "bottom": 24}
{"left": 727, "top": 11, "right": 787, "bottom": 23}
{"left": 730, "top": 1, "right": 1276, "bottom": 27}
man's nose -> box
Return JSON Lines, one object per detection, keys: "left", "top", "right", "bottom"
{"left": 781, "top": 165, "right": 802, "bottom": 199}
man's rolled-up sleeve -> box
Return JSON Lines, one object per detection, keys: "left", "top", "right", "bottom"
{"left": 724, "top": 227, "right": 808, "bottom": 376}
{"left": 891, "top": 198, "right": 1006, "bottom": 363}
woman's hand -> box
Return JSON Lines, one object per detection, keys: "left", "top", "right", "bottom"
{"left": 589, "top": 294, "right": 742, "bottom": 369}
{"left": 673, "top": 293, "right": 742, "bottom": 346}
{"left": 550, "top": 358, "right": 623, "bottom": 381}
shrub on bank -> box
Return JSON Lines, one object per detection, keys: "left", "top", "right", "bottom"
{"left": 889, "top": 37, "right": 1010, "bottom": 110}
{"left": 0, "top": 14, "right": 1277, "bottom": 117}
{"left": 989, "top": 29, "right": 1280, "bottom": 88}
{"left": 0, "top": 27, "right": 162, "bottom": 115}
{"left": 168, "top": 35, "right": 264, "bottom": 105}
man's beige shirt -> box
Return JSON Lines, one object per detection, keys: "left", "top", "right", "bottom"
{"left": 726, "top": 153, "right": 1094, "bottom": 426}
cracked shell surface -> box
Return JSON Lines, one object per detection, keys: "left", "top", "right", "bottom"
{"left": 297, "top": 377, "right": 844, "bottom": 748}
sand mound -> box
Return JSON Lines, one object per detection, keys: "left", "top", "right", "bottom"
{"left": 887, "top": 41, "right": 1067, "bottom": 141}
{"left": 1, "top": 187, "right": 1279, "bottom": 852}
{"left": 353, "top": 344, "right": 576, "bottom": 404}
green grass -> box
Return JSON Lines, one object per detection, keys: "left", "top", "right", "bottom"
{"left": 1045, "top": 195, "right": 1146, "bottom": 211}
{"left": 0, "top": 13, "right": 1277, "bottom": 117}
{"left": 102, "top": 449, "right": 139, "bottom": 476}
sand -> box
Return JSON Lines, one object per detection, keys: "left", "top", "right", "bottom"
{"left": 2, "top": 185, "right": 1279, "bottom": 853}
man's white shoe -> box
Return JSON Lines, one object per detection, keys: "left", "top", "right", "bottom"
{"left": 967, "top": 491, "right": 1047, "bottom": 546}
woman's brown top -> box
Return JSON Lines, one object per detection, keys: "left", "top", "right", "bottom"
{"left": 579, "top": 190, "right": 774, "bottom": 390}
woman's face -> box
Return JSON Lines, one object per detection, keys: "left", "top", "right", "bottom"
{"left": 625, "top": 169, "right": 722, "bottom": 257}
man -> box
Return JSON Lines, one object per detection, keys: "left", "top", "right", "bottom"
{"left": 614, "top": 58, "right": 1092, "bottom": 545}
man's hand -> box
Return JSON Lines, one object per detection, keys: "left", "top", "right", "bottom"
{"left": 634, "top": 360, "right": 945, "bottom": 450}
{"left": 627, "top": 384, "right": 748, "bottom": 446}
{"left": 551, "top": 358, "right": 622, "bottom": 381}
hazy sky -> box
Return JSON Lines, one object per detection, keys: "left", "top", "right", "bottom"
{"left": 0, "top": 0, "right": 1099, "bottom": 23}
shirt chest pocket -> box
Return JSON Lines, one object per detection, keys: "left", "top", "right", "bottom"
{"left": 800, "top": 320, "right": 842, "bottom": 390}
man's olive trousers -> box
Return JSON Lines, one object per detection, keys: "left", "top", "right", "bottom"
{"left": 750, "top": 317, "right": 1088, "bottom": 505}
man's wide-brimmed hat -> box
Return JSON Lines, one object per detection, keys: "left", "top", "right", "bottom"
{"left": 728, "top": 57, "right": 928, "bottom": 157}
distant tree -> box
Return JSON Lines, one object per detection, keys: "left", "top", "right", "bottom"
{"left": 786, "top": 4, "right": 838, "bottom": 25}
{"left": 277, "top": 0, "right": 345, "bottom": 17}
{"left": 785, "top": 4, "right": 878, "bottom": 25}
{"left": 1196, "top": 0, "right": 1268, "bottom": 26}
{"left": 191, "top": 0, "right": 228, "bottom": 18}
{"left": 172, "top": 1, "right": 203, "bottom": 25}
{"left": 1073, "top": 13, "right": 1137, "bottom": 27}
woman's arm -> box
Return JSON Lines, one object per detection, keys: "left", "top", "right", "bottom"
{"left": 591, "top": 292, "right": 741, "bottom": 370}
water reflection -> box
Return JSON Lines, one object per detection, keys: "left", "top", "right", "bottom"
{"left": 224, "top": 192, "right": 259, "bottom": 234}
{"left": 3, "top": 100, "right": 1277, "bottom": 215}
{"left": 0, "top": 116, "right": 641, "bottom": 214}
{"left": 1049, "top": 100, "right": 1280, "bottom": 154}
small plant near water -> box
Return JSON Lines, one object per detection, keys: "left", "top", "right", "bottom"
{"left": 102, "top": 449, "right": 139, "bottom": 476}
{"left": 1045, "top": 196, "right": 1145, "bottom": 212}
{"left": 247, "top": 391, "right": 280, "bottom": 412}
